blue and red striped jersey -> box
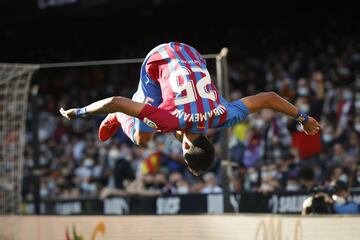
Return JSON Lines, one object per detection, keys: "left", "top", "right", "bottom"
{"left": 140, "top": 42, "right": 249, "bottom": 134}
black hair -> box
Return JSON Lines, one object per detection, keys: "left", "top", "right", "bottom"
{"left": 332, "top": 180, "right": 348, "bottom": 192}
{"left": 183, "top": 136, "right": 215, "bottom": 176}
{"left": 303, "top": 185, "right": 335, "bottom": 215}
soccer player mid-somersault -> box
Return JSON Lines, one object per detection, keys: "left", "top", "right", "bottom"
{"left": 60, "top": 42, "right": 320, "bottom": 176}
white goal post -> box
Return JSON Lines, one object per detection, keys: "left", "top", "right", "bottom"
{"left": 0, "top": 64, "right": 39, "bottom": 239}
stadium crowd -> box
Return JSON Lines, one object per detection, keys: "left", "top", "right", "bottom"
{"left": 19, "top": 28, "right": 360, "bottom": 203}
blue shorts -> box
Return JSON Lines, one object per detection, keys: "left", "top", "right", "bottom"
{"left": 131, "top": 62, "right": 162, "bottom": 133}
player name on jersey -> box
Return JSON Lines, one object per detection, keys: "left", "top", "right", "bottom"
{"left": 171, "top": 104, "right": 227, "bottom": 122}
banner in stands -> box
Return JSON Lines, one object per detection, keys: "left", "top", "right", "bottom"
{"left": 21, "top": 191, "right": 360, "bottom": 215}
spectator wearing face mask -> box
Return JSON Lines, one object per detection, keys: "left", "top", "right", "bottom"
{"left": 230, "top": 174, "right": 243, "bottom": 193}
{"left": 258, "top": 164, "right": 280, "bottom": 193}
{"left": 321, "top": 124, "right": 336, "bottom": 147}
{"left": 176, "top": 179, "right": 190, "bottom": 194}
{"left": 329, "top": 144, "right": 348, "bottom": 167}
{"left": 74, "top": 157, "right": 98, "bottom": 196}
{"left": 168, "top": 171, "right": 184, "bottom": 194}
{"left": 309, "top": 72, "right": 326, "bottom": 120}
{"left": 352, "top": 165, "right": 360, "bottom": 188}
{"left": 201, "top": 172, "right": 223, "bottom": 194}
{"left": 260, "top": 109, "right": 292, "bottom": 164}
{"left": 328, "top": 166, "right": 349, "bottom": 186}
{"left": 279, "top": 152, "right": 300, "bottom": 189}
{"left": 242, "top": 125, "right": 262, "bottom": 167}
{"left": 336, "top": 88, "right": 354, "bottom": 129}
{"left": 153, "top": 172, "right": 168, "bottom": 193}
{"left": 286, "top": 177, "right": 301, "bottom": 192}
{"left": 297, "top": 78, "right": 311, "bottom": 98}
{"left": 244, "top": 167, "right": 260, "bottom": 191}
{"left": 347, "top": 131, "right": 360, "bottom": 158}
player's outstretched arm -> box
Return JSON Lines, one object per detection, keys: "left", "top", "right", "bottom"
{"left": 240, "top": 92, "right": 321, "bottom": 135}
{"left": 60, "top": 96, "right": 145, "bottom": 120}
{"left": 60, "top": 96, "right": 180, "bottom": 133}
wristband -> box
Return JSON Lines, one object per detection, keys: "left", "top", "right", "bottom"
{"left": 295, "top": 111, "right": 308, "bottom": 124}
{"left": 74, "top": 107, "right": 87, "bottom": 117}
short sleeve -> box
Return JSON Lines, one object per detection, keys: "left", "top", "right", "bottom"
{"left": 216, "top": 99, "right": 250, "bottom": 128}
{"left": 138, "top": 104, "right": 180, "bottom": 133}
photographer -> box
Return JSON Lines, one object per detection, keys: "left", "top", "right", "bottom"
{"left": 302, "top": 186, "right": 334, "bottom": 215}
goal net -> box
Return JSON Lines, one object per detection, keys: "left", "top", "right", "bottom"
{"left": 0, "top": 64, "right": 39, "bottom": 240}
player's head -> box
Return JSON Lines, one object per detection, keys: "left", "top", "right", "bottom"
{"left": 182, "top": 134, "right": 215, "bottom": 176}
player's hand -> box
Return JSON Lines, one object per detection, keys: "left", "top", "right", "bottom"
{"left": 59, "top": 108, "right": 77, "bottom": 120}
{"left": 302, "top": 116, "right": 321, "bottom": 135}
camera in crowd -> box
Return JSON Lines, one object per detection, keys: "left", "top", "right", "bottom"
{"left": 302, "top": 186, "right": 335, "bottom": 215}
{"left": 302, "top": 181, "right": 359, "bottom": 215}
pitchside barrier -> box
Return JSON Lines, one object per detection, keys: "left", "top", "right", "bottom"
{"left": 20, "top": 191, "right": 360, "bottom": 215}
{"left": 1, "top": 215, "right": 360, "bottom": 240}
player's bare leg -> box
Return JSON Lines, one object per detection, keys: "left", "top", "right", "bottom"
{"left": 134, "top": 131, "right": 155, "bottom": 146}
{"left": 115, "top": 112, "right": 154, "bottom": 145}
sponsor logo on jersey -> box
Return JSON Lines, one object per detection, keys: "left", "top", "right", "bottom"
{"left": 143, "top": 117, "right": 158, "bottom": 129}
{"left": 172, "top": 59, "right": 201, "bottom": 65}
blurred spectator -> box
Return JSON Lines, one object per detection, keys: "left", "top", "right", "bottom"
{"left": 22, "top": 168, "right": 37, "bottom": 201}
{"left": 331, "top": 144, "right": 348, "bottom": 166}
{"left": 258, "top": 164, "right": 280, "bottom": 193}
{"left": 112, "top": 146, "right": 135, "bottom": 190}
{"left": 285, "top": 177, "right": 301, "bottom": 192}
{"left": 153, "top": 172, "right": 168, "bottom": 193}
{"left": 241, "top": 126, "right": 262, "bottom": 167}
{"left": 230, "top": 174, "right": 243, "bottom": 193}
{"left": 321, "top": 125, "right": 336, "bottom": 147}
{"left": 201, "top": 172, "right": 223, "bottom": 194}
{"left": 278, "top": 153, "right": 300, "bottom": 189}
{"left": 299, "top": 166, "right": 316, "bottom": 191}
{"left": 189, "top": 178, "right": 205, "bottom": 193}
{"left": 347, "top": 131, "right": 359, "bottom": 158}
{"left": 74, "top": 157, "right": 98, "bottom": 196}
{"left": 353, "top": 165, "right": 360, "bottom": 188}
{"left": 243, "top": 167, "right": 260, "bottom": 191}
{"left": 168, "top": 171, "right": 186, "bottom": 194}
{"left": 176, "top": 179, "right": 191, "bottom": 194}
{"left": 336, "top": 87, "right": 354, "bottom": 129}
{"left": 261, "top": 109, "right": 292, "bottom": 163}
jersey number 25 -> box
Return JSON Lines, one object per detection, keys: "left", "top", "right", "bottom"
{"left": 170, "top": 66, "right": 217, "bottom": 106}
